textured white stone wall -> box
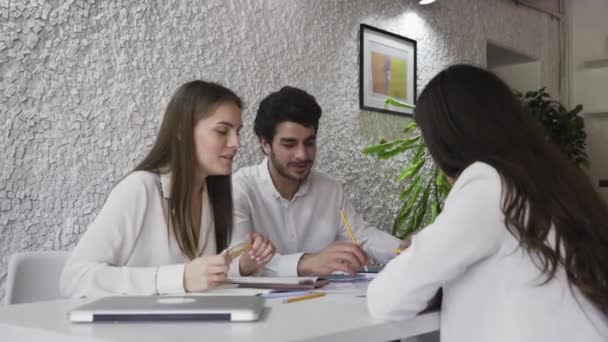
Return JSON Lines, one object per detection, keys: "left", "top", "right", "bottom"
{"left": 0, "top": 0, "right": 559, "bottom": 300}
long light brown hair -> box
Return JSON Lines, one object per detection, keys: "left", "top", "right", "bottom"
{"left": 415, "top": 64, "right": 608, "bottom": 315}
{"left": 134, "top": 80, "right": 242, "bottom": 259}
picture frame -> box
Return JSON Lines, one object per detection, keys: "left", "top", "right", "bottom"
{"left": 359, "top": 24, "right": 417, "bottom": 116}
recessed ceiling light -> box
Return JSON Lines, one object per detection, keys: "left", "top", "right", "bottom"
{"left": 419, "top": 0, "right": 437, "bottom": 5}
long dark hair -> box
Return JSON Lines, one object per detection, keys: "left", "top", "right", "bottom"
{"left": 135, "top": 80, "right": 242, "bottom": 259}
{"left": 415, "top": 64, "right": 608, "bottom": 314}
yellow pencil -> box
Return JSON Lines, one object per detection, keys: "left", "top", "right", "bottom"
{"left": 339, "top": 208, "right": 359, "bottom": 246}
{"left": 284, "top": 292, "right": 326, "bottom": 303}
{"left": 228, "top": 242, "right": 252, "bottom": 260}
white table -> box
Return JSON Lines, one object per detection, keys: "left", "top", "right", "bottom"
{"left": 0, "top": 283, "right": 440, "bottom": 342}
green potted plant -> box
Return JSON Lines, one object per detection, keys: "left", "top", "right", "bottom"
{"left": 517, "top": 88, "right": 588, "bottom": 168}
{"left": 364, "top": 89, "right": 587, "bottom": 239}
{"left": 362, "top": 98, "right": 450, "bottom": 239}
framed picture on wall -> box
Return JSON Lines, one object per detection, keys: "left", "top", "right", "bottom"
{"left": 359, "top": 24, "right": 417, "bottom": 116}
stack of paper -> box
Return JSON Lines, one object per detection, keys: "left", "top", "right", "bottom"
{"left": 181, "top": 284, "right": 275, "bottom": 296}
{"left": 226, "top": 276, "right": 329, "bottom": 290}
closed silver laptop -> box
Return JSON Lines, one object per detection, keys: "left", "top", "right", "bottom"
{"left": 69, "top": 295, "right": 265, "bottom": 323}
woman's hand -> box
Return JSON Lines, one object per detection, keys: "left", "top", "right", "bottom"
{"left": 238, "top": 233, "right": 276, "bottom": 276}
{"left": 399, "top": 237, "right": 412, "bottom": 250}
{"left": 183, "top": 251, "right": 230, "bottom": 292}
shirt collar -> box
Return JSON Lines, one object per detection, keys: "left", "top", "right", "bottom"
{"left": 258, "top": 158, "right": 311, "bottom": 200}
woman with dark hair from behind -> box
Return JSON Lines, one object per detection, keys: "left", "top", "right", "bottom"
{"left": 367, "top": 64, "right": 608, "bottom": 341}
{"left": 60, "top": 81, "right": 275, "bottom": 297}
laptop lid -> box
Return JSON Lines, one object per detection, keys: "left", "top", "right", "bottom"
{"left": 69, "top": 296, "right": 265, "bottom": 323}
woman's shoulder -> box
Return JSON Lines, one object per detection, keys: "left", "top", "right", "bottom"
{"left": 445, "top": 161, "right": 503, "bottom": 207}
{"left": 111, "top": 170, "right": 160, "bottom": 197}
{"left": 461, "top": 161, "right": 501, "bottom": 180}
{"left": 93, "top": 171, "right": 163, "bottom": 222}
{"left": 454, "top": 162, "right": 502, "bottom": 190}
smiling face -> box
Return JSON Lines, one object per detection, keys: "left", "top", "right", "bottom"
{"left": 193, "top": 101, "right": 242, "bottom": 178}
{"left": 262, "top": 121, "right": 316, "bottom": 182}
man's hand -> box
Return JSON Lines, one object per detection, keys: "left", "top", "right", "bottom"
{"left": 183, "top": 251, "right": 230, "bottom": 292}
{"left": 297, "top": 241, "right": 369, "bottom": 276}
{"left": 238, "top": 233, "right": 276, "bottom": 276}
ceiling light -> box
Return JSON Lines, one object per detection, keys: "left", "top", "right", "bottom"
{"left": 419, "top": 0, "right": 437, "bottom": 5}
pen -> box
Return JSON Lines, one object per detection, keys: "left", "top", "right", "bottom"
{"left": 283, "top": 292, "right": 326, "bottom": 303}
{"left": 339, "top": 208, "right": 359, "bottom": 246}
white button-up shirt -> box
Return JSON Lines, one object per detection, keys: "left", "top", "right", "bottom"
{"left": 367, "top": 162, "right": 608, "bottom": 342}
{"left": 60, "top": 171, "right": 234, "bottom": 298}
{"left": 230, "top": 159, "right": 401, "bottom": 276}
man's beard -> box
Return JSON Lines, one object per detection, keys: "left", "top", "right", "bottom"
{"left": 269, "top": 150, "right": 312, "bottom": 182}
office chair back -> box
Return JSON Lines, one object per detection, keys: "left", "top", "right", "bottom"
{"left": 4, "top": 251, "right": 69, "bottom": 305}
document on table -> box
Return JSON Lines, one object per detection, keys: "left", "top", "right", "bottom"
{"left": 165, "top": 284, "right": 275, "bottom": 296}
{"left": 226, "top": 276, "right": 329, "bottom": 290}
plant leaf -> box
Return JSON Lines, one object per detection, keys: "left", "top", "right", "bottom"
{"left": 399, "top": 175, "right": 422, "bottom": 201}
{"left": 362, "top": 139, "right": 406, "bottom": 155}
{"left": 403, "top": 122, "right": 418, "bottom": 134}
{"left": 396, "top": 143, "right": 426, "bottom": 181}
{"left": 377, "top": 137, "right": 421, "bottom": 160}
{"left": 384, "top": 97, "right": 416, "bottom": 109}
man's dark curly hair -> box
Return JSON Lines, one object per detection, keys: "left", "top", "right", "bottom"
{"left": 254, "top": 86, "right": 322, "bottom": 143}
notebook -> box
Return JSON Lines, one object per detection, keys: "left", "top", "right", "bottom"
{"left": 226, "top": 276, "right": 329, "bottom": 290}
{"left": 69, "top": 295, "right": 265, "bottom": 323}
{"left": 324, "top": 273, "right": 370, "bottom": 283}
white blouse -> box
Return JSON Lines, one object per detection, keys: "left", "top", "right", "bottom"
{"left": 60, "top": 171, "right": 233, "bottom": 298}
{"left": 367, "top": 162, "right": 607, "bottom": 342}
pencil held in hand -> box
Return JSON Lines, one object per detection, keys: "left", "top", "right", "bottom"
{"left": 228, "top": 242, "right": 252, "bottom": 260}
{"left": 339, "top": 208, "right": 358, "bottom": 246}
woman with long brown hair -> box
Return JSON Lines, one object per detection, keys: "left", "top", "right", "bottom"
{"left": 61, "top": 81, "right": 275, "bottom": 297}
{"left": 367, "top": 65, "right": 607, "bottom": 341}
